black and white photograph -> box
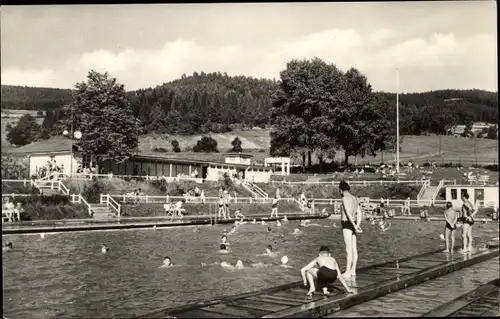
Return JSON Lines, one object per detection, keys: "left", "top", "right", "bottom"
{"left": 1, "top": 2, "right": 499, "bottom": 318}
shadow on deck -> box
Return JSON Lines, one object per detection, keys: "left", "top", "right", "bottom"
{"left": 137, "top": 240, "right": 500, "bottom": 318}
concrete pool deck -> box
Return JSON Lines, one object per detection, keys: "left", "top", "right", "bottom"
{"left": 137, "top": 240, "right": 500, "bottom": 318}
{"left": 1, "top": 213, "right": 326, "bottom": 235}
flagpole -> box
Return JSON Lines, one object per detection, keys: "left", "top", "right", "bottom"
{"left": 396, "top": 68, "right": 400, "bottom": 174}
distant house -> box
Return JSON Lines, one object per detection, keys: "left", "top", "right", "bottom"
{"left": 6, "top": 137, "right": 275, "bottom": 183}
{"left": 452, "top": 125, "right": 466, "bottom": 135}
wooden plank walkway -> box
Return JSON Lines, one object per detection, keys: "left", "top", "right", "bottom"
{"left": 137, "top": 245, "right": 500, "bottom": 318}
{"left": 423, "top": 278, "right": 500, "bottom": 317}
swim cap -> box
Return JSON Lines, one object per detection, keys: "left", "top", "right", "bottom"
{"left": 281, "top": 256, "right": 288, "bottom": 265}
{"left": 220, "top": 244, "right": 227, "bottom": 250}
{"left": 236, "top": 260, "right": 243, "bottom": 268}
{"left": 268, "top": 227, "right": 272, "bottom": 231}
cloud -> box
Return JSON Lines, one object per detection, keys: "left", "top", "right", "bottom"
{"left": 1, "top": 28, "right": 496, "bottom": 92}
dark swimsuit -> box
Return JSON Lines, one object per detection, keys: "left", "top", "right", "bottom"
{"left": 341, "top": 220, "right": 356, "bottom": 233}
{"left": 461, "top": 203, "right": 475, "bottom": 226}
{"left": 445, "top": 221, "right": 456, "bottom": 230}
{"left": 317, "top": 267, "right": 338, "bottom": 288}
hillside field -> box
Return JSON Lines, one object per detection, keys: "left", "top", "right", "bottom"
{"left": 3, "top": 116, "right": 496, "bottom": 166}
{"left": 138, "top": 130, "right": 498, "bottom": 166}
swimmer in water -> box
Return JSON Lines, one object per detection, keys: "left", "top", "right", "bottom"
{"left": 161, "top": 256, "right": 172, "bottom": 267}
{"left": 261, "top": 220, "right": 267, "bottom": 225}
{"left": 276, "top": 220, "right": 282, "bottom": 227}
{"left": 252, "top": 219, "right": 257, "bottom": 224}
{"left": 293, "top": 228, "right": 302, "bottom": 235}
{"left": 220, "top": 243, "right": 228, "bottom": 252}
{"left": 265, "top": 245, "right": 277, "bottom": 257}
{"left": 235, "top": 260, "right": 244, "bottom": 269}
{"left": 3, "top": 242, "right": 13, "bottom": 251}
{"left": 267, "top": 226, "right": 272, "bottom": 232}
{"left": 227, "top": 226, "right": 237, "bottom": 235}
{"left": 234, "top": 210, "right": 245, "bottom": 222}
{"left": 443, "top": 202, "right": 458, "bottom": 253}
{"left": 301, "top": 246, "right": 354, "bottom": 298}
{"left": 101, "top": 244, "right": 109, "bottom": 253}
{"left": 220, "top": 235, "right": 230, "bottom": 246}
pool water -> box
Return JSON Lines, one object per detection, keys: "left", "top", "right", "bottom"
{"left": 2, "top": 219, "right": 499, "bottom": 319}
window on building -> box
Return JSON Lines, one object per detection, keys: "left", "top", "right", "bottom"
{"left": 450, "top": 189, "right": 457, "bottom": 200}
{"left": 82, "top": 154, "right": 91, "bottom": 169}
{"left": 474, "top": 189, "right": 484, "bottom": 201}
{"left": 461, "top": 189, "right": 468, "bottom": 199}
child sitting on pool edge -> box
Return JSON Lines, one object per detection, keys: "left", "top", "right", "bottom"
{"left": 300, "top": 246, "right": 354, "bottom": 298}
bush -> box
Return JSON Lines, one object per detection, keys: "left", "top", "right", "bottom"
{"left": 1, "top": 181, "right": 40, "bottom": 195}
{"left": 1, "top": 155, "right": 30, "bottom": 179}
{"left": 484, "top": 164, "right": 499, "bottom": 172}
{"left": 152, "top": 147, "right": 169, "bottom": 153}
{"left": 20, "top": 202, "right": 89, "bottom": 220}
{"left": 230, "top": 137, "right": 243, "bottom": 152}
{"left": 14, "top": 194, "right": 71, "bottom": 206}
{"left": 193, "top": 136, "right": 219, "bottom": 153}
{"left": 171, "top": 140, "right": 181, "bottom": 153}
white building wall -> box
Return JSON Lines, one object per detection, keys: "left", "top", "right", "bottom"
{"left": 445, "top": 186, "right": 499, "bottom": 208}
{"left": 29, "top": 153, "right": 73, "bottom": 177}
{"left": 245, "top": 168, "right": 273, "bottom": 183}
{"left": 225, "top": 157, "right": 251, "bottom": 165}
{"left": 206, "top": 166, "right": 238, "bottom": 182}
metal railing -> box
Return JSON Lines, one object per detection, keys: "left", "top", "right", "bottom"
{"left": 417, "top": 179, "right": 431, "bottom": 202}
{"left": 2, "top": 179, "right": 37, "bottom": 188}
{"left": 70, "top": 194, "right": 92, "bottom": 216}
{"left": 244, "top": 181, "right": 269, "bottom": 198}
{"left": 431, "top": 179, "right": 445, "bottom": 205}
{"left": 100, "top": 194, "right": 122, "bottom": 216}
{"left": 104, "top": 193, "right": 475, "bottom": 209}
{"left": 108, "top": 194, "right": 280, "bottom": 205}
{"left": 269, "top": 179, "right": 428, "bottom": 186}
{"left": 67, "top": 173, "right": 206, "bottom": 183}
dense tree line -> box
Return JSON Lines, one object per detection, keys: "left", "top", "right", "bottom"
{"left": 1, "top": 85, "right": 73, "bottom": 110}
{"left": 126, "top": 72, "right": 274, "bottom": 135}
{"left": 2, "top": 75, "right": 497, "bottom": 139}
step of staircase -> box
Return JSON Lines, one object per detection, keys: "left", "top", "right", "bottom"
{"left": 420, "top": 187, "right": 437, "bottom": 201}
{"left": 40, "top": 189, "right": 61, "bottom": 195}
{"left": 90, "top": 204, "right": 117, "bottom": 219}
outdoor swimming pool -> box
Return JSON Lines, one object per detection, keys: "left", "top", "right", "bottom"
{"left": 3, "top": 219, "right": 499, "bottom": 319}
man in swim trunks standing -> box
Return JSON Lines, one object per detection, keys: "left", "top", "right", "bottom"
{"left": 443, "top": 202, "right": 458, "bottom": 253}
{"left": 339, "top": 181, "right": 362, "bottom": 278}
{"left": 301, "top": 246, "right": 353, "bottom": 298}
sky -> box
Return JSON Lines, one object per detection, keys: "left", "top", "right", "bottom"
{"left": 0, "top": 2, "right": 497, "bottom": 93}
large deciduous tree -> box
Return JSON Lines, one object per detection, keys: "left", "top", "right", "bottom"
{"left": 270, "top": 58, "right": 343, "bottom": 169}
{"left": 63, "top": 70, "right": 140, "bottom": 163}
{"left": 271, "top": 58, "right": 391, "bottom": 168}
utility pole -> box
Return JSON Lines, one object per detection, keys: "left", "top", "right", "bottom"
{"left": 396, "top": 68, "right": 400, "bottom": 174}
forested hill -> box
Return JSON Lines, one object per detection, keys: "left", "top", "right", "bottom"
{"left": 1, "top": 85, "right": 73, "bottom": 111}
{"left": 127, "top": 72, "right": 276, "bottom": 134}
{"left": 1, "top": 73, "right": 497, "bottom": 135}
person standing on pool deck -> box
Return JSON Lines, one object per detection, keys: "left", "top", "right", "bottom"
{"left": 460, "top": 193, "right": 477, "bottom": 253}
{"left": 339, "top": 181, "right": 362, "bottom": 278}
{"left": 301, "top": 246, "right": 354, "bottom": 298}
{"left": 270, "top": 197, "right": 279, "bottom": 218}
{"left": 218, "top": 195, "right": 225, "bottom": 219}
{"left": 443, "top": 202, "right": 458, "bottom": 253}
